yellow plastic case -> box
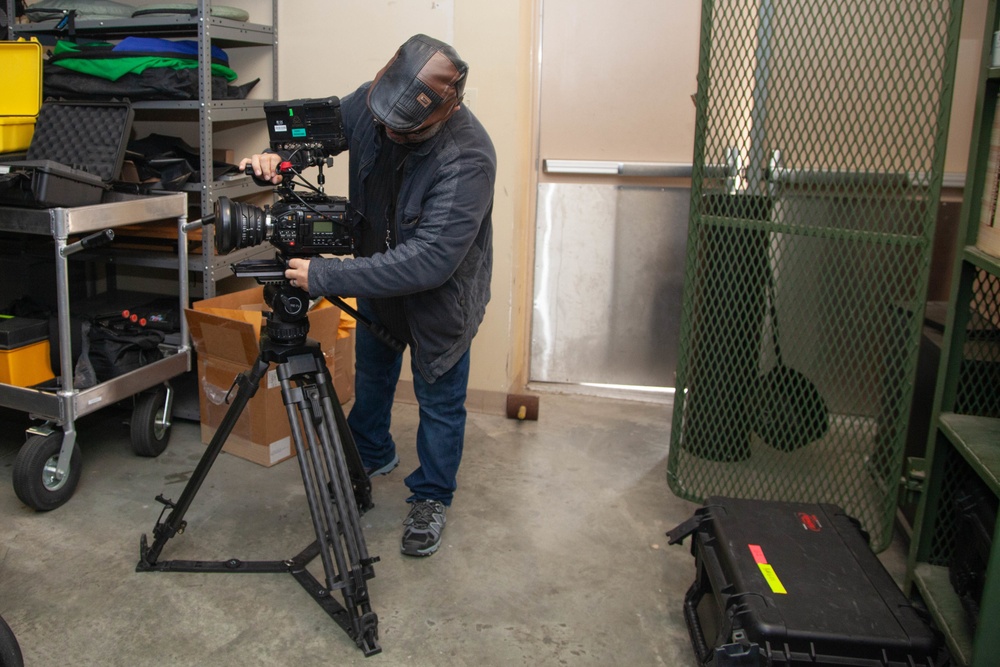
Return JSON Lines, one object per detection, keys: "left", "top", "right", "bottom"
{"left": 0, "top": 38, "right": 43, "bottom": 152}
{"left": 0, "top": 117, "right": 38, "bottom": 153}
{"left": 0, "top": 340, "right": 55, "bottom": 387}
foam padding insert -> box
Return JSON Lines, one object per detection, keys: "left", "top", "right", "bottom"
{"left": 26, "top": 101, "right": 134, "bottom": 181}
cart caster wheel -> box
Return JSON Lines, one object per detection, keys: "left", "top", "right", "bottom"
{"left": 131, "top": 388, "right": 171, "bottom": 457}
{"left": 0, "top": 613, "right": 23, "bottom": 667}
{"left": 12, "top": 431, "right": 81, "bottom": 512}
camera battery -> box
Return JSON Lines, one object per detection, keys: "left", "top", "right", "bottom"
{"left": 667, "top": 496, "right": 941, "bottom": 667}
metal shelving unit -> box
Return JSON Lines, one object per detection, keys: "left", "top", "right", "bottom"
{"left": 905, "top": 2, "right": 1000, "bottom": 665}
{"left": 6, "top": 0, "right": 279, "bottom": 298}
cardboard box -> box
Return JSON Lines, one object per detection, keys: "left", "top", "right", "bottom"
{"left": 213, "top": 148, "right": 235, "bottom": 165}
{"left": 186, "top": 287, "right": 356, "bottom": 467}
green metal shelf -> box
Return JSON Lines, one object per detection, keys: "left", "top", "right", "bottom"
{"left": 964, "top": 244, "right": 1000, "bottom": 275}
{"left": 912, "top": 563, "right": 974, "bottom": 666}
{"left": 938, "top": 413, "right": 1000, "bottom": 496}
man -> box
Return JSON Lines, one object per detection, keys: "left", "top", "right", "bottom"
{"left": 241, "top": 34, "right": 496, "bottom": 557}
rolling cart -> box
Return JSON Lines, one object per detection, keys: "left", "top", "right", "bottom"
{"left": 0, "top": 191, "right": 191, "bottom": 510}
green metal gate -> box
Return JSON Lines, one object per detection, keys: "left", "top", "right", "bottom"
{"left": 667, "top": 0, "right": 963, "bottom": 551}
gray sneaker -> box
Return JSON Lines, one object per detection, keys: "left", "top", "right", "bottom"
{"left": 364, "top": 453, "right": 399, "bottom": 478}
{"left": 401, "top": 500, "right": 446, "bottom": 556}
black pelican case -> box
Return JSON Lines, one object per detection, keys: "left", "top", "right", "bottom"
{"left": 0, "top": 100, "right": 133, "bottom": 208}
{"left": 667, "top": 497, "right": 944, "bottom": 667}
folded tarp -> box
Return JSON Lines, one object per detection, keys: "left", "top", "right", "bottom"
{"left": 49, "top": 37, "right": 238, "bottom": 81}
{"left": 42, "top": 37, "right": 258, "bottom": 101}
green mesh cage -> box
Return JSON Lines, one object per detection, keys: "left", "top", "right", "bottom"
{"left": 667, "top": 0, "right": 963, "bottom": 551}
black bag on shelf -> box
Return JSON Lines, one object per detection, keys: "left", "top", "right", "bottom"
{"left": 119, "top": 296, "right": 182, "bottom": 332}
{"left": 125, "top": 133, "right": 238, "bottom": 189}
{"left": 82, "top": 316, "right": 164, "bottom": 384}
{"left": 43, "top": 63, "right": 259, "bottom": 102}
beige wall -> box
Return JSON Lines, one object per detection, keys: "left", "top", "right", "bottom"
{"left": 950, "top": 0, "right": 990, "bottom": 174}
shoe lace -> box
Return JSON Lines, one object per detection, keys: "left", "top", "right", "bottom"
{"left": 407, "top": 501, "right": 440, "bottom": 528}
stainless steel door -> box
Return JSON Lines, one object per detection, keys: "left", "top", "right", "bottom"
{"left": 531, "top": 183, "right": 690, "bottom": 390}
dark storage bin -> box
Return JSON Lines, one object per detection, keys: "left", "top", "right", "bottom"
{"left": 667, "top": 497, "right": 943, "bottom": 667}
{"left": 0, "top": 316, "right": 48, "bottom": 349}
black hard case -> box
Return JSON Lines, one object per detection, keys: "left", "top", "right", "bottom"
{"left": 0, "top": 316, "right": 49, "bottom": 350}
{"left": 0, "top": 101, "right": 133, "bottom": 208}
{"left": 667, "top": 497, "right": 941, "bottom": 667}
{"left": 0, "top": 160, "right": 106, "bottom": 208}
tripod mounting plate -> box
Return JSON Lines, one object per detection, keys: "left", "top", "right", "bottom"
{"left": 233, "top": 257, "right": 288, "bottom": 282}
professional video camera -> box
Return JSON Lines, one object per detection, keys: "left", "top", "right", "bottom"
{"left": 213, "top": 96, "right": 353, "bottom": 261}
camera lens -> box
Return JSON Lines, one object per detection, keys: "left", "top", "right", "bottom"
{"left": 214, "top": 196, "right": 268, "bottom": 254}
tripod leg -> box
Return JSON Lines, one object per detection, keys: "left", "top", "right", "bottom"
{"left": 285, "top": 384, "right": 348, "bottom": 586}
{"left": 328, "top": 390, "right": 374, "bottom": 512}
{"left": 315, "top": 380, "right": 375, "bottom": 571}
{"left": 138, "top": 357, "right": 271, "bottom": 569}
{"left": 278, "top": 352, "right": 380, "bottom": 654}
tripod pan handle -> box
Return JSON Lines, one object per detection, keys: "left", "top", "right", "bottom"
{"left": 327, "top": 297, "right": 406, "bottom": 354}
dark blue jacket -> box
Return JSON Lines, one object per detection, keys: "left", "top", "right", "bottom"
{"left": 308, "top": 82, "right": 496, "bottom": 382}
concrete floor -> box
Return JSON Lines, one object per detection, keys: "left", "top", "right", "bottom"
{"left": 0, "top": 389, "right": 910, "bottom": 666}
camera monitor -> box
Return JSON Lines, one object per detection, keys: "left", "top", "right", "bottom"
{"left": 263, "top": 96, "right": 348, "bottom": 156}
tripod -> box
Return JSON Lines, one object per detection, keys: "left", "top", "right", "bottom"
{"left": 137, "top": 281, "right": 385, "bottom": 656}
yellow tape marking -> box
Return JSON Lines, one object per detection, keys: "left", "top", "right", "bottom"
{"left": 757, "top": 563, "right": 787, "bottom": 594}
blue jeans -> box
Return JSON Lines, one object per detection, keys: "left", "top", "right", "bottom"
{"left": 347, "top": 298, "right": 469, "bottom": 506}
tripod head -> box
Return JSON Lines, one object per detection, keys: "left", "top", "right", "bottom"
{"left": 233, "top": 253, "right": 406, "bottom": 354}
{"left": 261, "top": 282, "right": 311, "bottom": 347}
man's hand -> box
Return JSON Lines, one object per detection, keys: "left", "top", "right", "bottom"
{"left": 238, "top": 153, "right": 284, "bottom": 184}
{"left": 285, "top": 257, "right": 311, "bottom": 293}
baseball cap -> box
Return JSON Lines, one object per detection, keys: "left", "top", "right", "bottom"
{"left": 367, "top": 34, "right": 468, "bottom": 134}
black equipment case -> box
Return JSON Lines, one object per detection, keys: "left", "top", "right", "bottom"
{"left": 667, "top": 497, "right": 943, "bottom": 667}
{"left": 0, "top": 100, "right": 133, "bottom": 208}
